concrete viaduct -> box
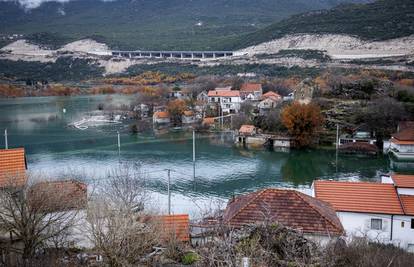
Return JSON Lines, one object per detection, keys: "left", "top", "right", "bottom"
{"left": 111, "top": 50, "right": 234, "bottom": 59}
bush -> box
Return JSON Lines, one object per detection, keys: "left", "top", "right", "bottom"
{"left": 181, "top": 252, "right": 199, "bottom": 265}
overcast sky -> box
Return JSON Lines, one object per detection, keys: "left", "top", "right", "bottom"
{"left": 1, "top": 0, "right": 115, "bottom": 9}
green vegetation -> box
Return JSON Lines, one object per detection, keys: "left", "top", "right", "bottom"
{"left": 181, "top": 252, "right": 199, "bottom": 265}
{"left": 0, "top": 0, "right": 369, "bottom": 50}
{"left": 256, "top": 49, "right": 331, "bottom": 62}
{"left": 0, "top": 57, "right": 104, "bottom": 82}
{"left": 230, "top": 0, "right": 414, "bottom": 49}
{"left": 25, "top": 32, "right": 73, "bottom": 50}
{"left": 126, "top": 63, "right": 323, "bottom": 78}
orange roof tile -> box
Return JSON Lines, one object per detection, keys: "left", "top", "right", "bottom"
{"left": 202, "top": 117, "right": 215, "bottom": 125}
{"left": 239, "top": 125, "right": 256, "bottom": 135}
{"left": 400, "top": 195, "right": 414, "bottom": 216}
{"left": 0, "top": 148, "right": 27, "bottom": 188}
{"left": 391, "top": 174, "right": 414, "bottom": 188}
{"left": 29, "top": 180, "right": 87, "bottom": 212}
{"left": 160, "top": 214, "right": 190, "bottom": 242}
{"left": 223, "top": 189, "right": 344, "bottom": 236}
{"left": 391, "top": 138, "right": 414, "bottom": 145}
{"left": 392, "top": 128, "right": 414, "bottom": 141}
{"left": 262, "top": 91, "right": 281, "bottom": 99}
{"left": 240, "top": 83, "right": 262, "bottom": 92}
{"left": 208, "top": 90, "right": 240, "bottom": 97}
{"left": 154, "top": 111, "right": 170, "bottom": 119}
{"left": 314, "top": 181, "right": 404, "bottom": 215}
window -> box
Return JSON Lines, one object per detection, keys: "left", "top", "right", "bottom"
{"left": 411, "top": 219, "right": 414, "bottom": 229}
{"left": 402, "top": 221, "right": 405, "bottom": 228}
{"left": 371, "top": 218, "right": 382, "bottom": 230}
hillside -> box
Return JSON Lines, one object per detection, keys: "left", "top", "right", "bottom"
{"left": 0, "top": 0, "right": 369, "bottom": 50}
{"left": 230, "top": 0, "right": 414, "bottom": 49}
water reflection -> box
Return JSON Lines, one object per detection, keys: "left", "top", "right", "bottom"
{"left": 0, "top": 95, "right": 403, "bottom": 203}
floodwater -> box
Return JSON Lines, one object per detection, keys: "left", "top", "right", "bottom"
{"left": 0, "top": 95, "right": 402, "bottom": 216}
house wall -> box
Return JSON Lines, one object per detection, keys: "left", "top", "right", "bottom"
{"left": 337, "top": 212, "right": 392, "bottom": 242}
{"left": 154, "top": 117, "right": 170, "bottom": 124}
{"left": 304, "top": 234, "right": 333, "bottom": 247}
{"left": 392, "top": 215, "right": 414, "bottom": 250}
{"left": 273, "top": 139, "right": 291, "bottom": 148}
{"left": 381, "top": 175, "right": 394, "bottom": 184}
{"left": 397, "top": 188, "right": 414, "bottom": 196}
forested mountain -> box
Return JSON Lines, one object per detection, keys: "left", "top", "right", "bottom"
{"left": 229, "top": 0, "right": 414, "bottom": 49}
{"left": 0, "top": 0, "right": 370, "bottom": 50}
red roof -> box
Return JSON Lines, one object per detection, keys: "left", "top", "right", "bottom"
{"left": 391, "top": 174, "right": 414, "bottom": 188}
{"left": 0, "top": 148, "right": 27, "bottom": 188}
{"left": 208, "top": 90, "right": 240, "bottom": 97}
{"left": 239, "top": 125, "right": 256, "bottom": 135}
{"left": 223, "top": 189, "right": 344, "bottom": 236}
{"left": 154, "top": 111, "right": 170, "bottom": 119}
{"left": 400, "top": 195, "right": 414, "bottom": 216}
{"left": 262, "top": 91, "right": 281, "bottom": 99}
{"left": 29, "top": 180, "right": 87, "bottom": 212}
{"left": 392, "top": 128, "right": 414, "bottom": 141}
{"left": 240, "top": 83, "right": 262, "bottom": 92}
{"left": 202, "top": 117, "right": 215, "bottom": 125}
{"left": 398, "top": 121, "right": 414, "bottom": 132}
{"left": 314, "top": 181, "right": 404, "bottom": 215}
{"left": 160, "top": 214, "right": 190, "bottom": 242}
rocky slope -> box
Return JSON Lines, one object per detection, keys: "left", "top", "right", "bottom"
{"left": 237, "top": 34, "right": 414, "bottom": 59}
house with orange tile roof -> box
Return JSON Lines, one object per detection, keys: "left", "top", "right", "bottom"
{"left": 159, "top": 214, "right": 190, "bottom": 242}
{"left": 0, "top": 148, "right": 27, "bottom": 188}
{"left": 240, "top": 83, "right": 263, "bottom": 101}
{"left": 313, "top": 180, "right": 414, "bottom": 251}
{"left": 221, "top": 188, "right": 344, "bottom": 245}
{"left": 153, "top": 111, "right": 171, "bottom": 124}
{"left": 182, "top": 110, "right": 197, "bottom": 124}
{"left": 386, "top": 122, "right": 414, "bottom": 160}
{"left": 208, "top": 89, "right": 242, "bottom": 114}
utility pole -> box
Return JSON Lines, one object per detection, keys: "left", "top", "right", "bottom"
{"left": 167, "top": 169, "right": 171, "bottom": 215}
{"left": 336, "top": 124, "right": 339, "bottom": 150}
{"left": 4, "top": 129, "right": 8, "bottom": 149}
{"left": 117, "top": 131, "right": 121, "bottom": 161}
{"left": 193, "top": 130, "right": 196, "bottom": 180}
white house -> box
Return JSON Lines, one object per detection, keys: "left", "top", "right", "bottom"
{"left": 197, "top": 91, "right": 209, "bottom": 102}
{"left": 208, "top": 90, "right": 242, "bottom": 114}
{"left": 313, "top": 180, "right": 414, "bottom": 252}
{"left": 240, "top": 83, "right": 263, "bottom": 101}
{"left": 153, "top": 111, "right": 171, "bottom": 124}
{"left": 386, "top": 122, "right": 414, "bottom": 160}
{"left": 182, "top": 111, "right": 197, "bottom": 124}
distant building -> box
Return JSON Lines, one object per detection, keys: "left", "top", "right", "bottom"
{"left": 208, "top": 90, "right": 242, "bottom": 114}
{"left": 197, "top": 90, "right": 209, "bottom": 102}
{"left": 387, "top": 123, "right": 414, "bottom": 160}
{"left": 240, "top": 83, "right": 263, "bottom": 101}
{"left": 0, "top": 147, "right": 27, "bottom": 188}
{"left": 182, "top": 111, "right": 197, "bottom": 124}
{"left": 313, "top": 180, "right": 414, "bottom": 251}
{"left": 294, "top": 78, "right": 318, "bottom": 104}
{"left": 159, "top": 214, "right": 190, "bottom": 242}
{"left": 238, "top": 125, "right": 257, "bottom": 136}
{"left": 258, "top": 92, "right": 282, "bottom": 113}
{"left": 153, "top": 111, "right": 171, "bottom": 124}
{"left": 222, "top": 189, "right": 344, "bottom": 245}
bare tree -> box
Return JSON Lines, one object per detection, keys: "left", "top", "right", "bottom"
{"left": 86, "top": 164, "right": 160, "bottom": 266}
{"left": 0, "top": 175, "right": 85, "bottom": 266}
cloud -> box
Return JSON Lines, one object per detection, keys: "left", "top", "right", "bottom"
{"left": 1, "top": 0, "right": 115, "bottom": 9}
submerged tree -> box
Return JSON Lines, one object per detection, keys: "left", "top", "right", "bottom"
{"left": 167, "top": 99, "right": 187, "bottom": 125}
{"left": 281, "top": 102, "right": 324, "bottom": 148}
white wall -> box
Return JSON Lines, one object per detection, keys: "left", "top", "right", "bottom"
{"left": 381, "top": 175, "right": 393, "bottom": 184}
{"left": 392, "top": 215, "right": 414, "bottom": 250}
{"left": 337, "top": 212, "right": 392, "bottom": 242}
{"left": 397, "top": 188, "right": 414, "bottom": 196}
